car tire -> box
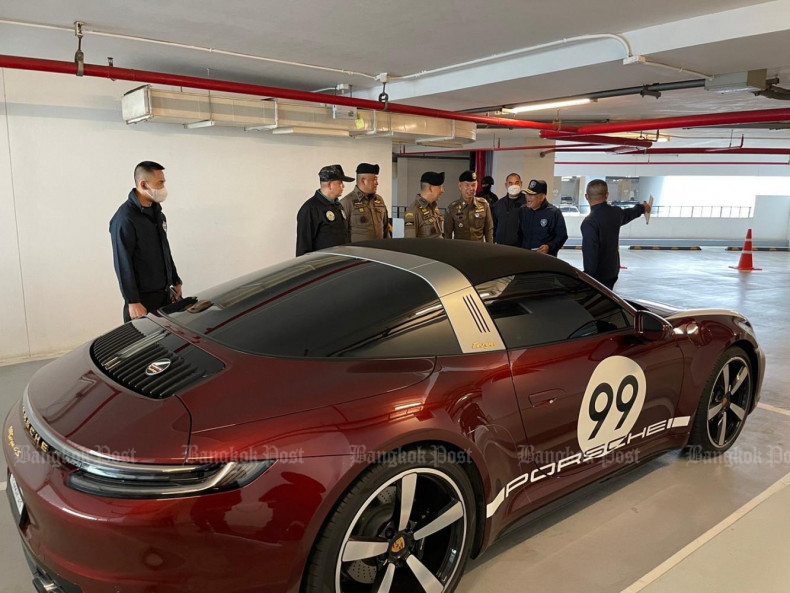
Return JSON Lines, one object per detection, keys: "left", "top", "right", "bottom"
{"left": 686, "top": 346, "right": 753, "bottom": 456}
{"left": 304, "top": 446, "right": 476, "bottom": 593}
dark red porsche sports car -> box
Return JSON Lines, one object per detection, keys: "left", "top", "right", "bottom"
{"left": 4, "top": 239, "right": 763, "bottom": 593}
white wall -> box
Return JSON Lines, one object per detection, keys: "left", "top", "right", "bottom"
{"left": 0, "top": 69, "right": 393, "bottom": 362}
{"left": 657, "top": 177, "right": 790, "bottom": 207}
{"left": 564, "top": 216, "right": 751, "bottom": 240}
{"left": 491, "top": 139, "right": 557, "bottom": 202}
{"left": 395, "top": 156, "right": 469, "bottom": 209}
{"left": 753, "top": 195, "right": 790, "bottom": 243}
{"left": 564, "top": 195, "right": 790, "bottom": 243}
{"left": 555, "top": 151, "right": 790, "bottom": 179}
{"left": 0, "top": 71, "right": 30, "bottom": 360}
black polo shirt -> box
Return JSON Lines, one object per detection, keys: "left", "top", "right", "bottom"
{"left": 296, "top": 190, "right": 350, "bottom": 256}
{"left": 519, "top": 201, "right": 568, "bottom": 255}
{"left": 109, "top": 189, "right": 181, "bottom": 303}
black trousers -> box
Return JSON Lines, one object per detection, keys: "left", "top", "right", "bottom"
{"left": 598, "top": 277, "right": 617, "bottom": 290}
{"left": 123, "top": 290, "right": 170, "bottom": 323}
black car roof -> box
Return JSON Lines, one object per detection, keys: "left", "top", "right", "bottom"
{"left": 353, "top": 239, "right": 577, "bottom": 286}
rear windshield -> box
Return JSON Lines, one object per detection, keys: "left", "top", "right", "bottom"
{"left": 162, "top": 253, "right": 460, "bottom": 358}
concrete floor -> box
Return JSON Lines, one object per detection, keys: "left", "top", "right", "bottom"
{"left": 2, "top": 248, "right": 790, "bottom": 592}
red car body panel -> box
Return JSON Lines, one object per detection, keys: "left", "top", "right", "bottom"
{"left": 3, "top": 242, "right": 765, "bottom": 593}
{"left": 26, "top": 344, "right": 191, "bottom": 463}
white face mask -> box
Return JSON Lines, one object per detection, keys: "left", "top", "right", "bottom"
{"left": 149, "top": 187, "right": 168, "bottom": 203}
{"left": 507, "top": 185, "right": 522, "bottom": 197}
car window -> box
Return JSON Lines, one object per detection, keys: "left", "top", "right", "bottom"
{"left": 475, "top": 272, "right": 631, "bottom": 349}
{"left": 162, "top": 253, "right": 461, "bottom": 358}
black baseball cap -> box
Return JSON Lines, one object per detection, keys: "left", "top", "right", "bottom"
{"left": 459, "top": 170, "right": 478, "bottom": 182}
{"left": 525, "top": 179, "right": 548, "bottom": 195}
{"left": 420, "top": 171, "right": 445, "bottom": 186}
{"left": 356, "top": 163, "right": 380, "bottom": 175}
{"left": 319, "top": 164, "right": 354, "bottom": 182}
{"left": 482, "top": 175, "right": 495, "bottom": 185}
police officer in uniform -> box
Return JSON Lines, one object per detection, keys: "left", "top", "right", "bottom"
{"left": 110, "top": 161, "right": 182, "bottom": 322}
{"left": 296, "top": 165, "right": 353, "bottom": 256}
{"left": 519, "top": 179, "right": 568, "bottom": 255}
{"left": 581, "top": 178, "right": 651, "bottom": 289}
{"left": 404, "top": 171, "right": 445, "bottom": 238}
{"left": 341, "top": 163, "right": 391, "bottom": 242}
{"left": 445, "top": 171, "right": 494, "bottom": 242}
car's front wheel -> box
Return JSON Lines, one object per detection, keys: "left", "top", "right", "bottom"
{"left": 687, "top": 346, "right": 753, "bottom": 455}
{"left": 305, "top": 447, "right": 476, "bottom": 593}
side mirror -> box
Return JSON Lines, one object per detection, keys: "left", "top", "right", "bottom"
{"left": 635, "top": 310, "right": 673, "bottom": 341}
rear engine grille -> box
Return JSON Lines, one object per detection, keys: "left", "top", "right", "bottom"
{"left": 91, "top": 318, "right": 224, "bottom": 398}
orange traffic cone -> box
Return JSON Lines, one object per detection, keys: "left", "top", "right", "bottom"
{"left": 730, "top": 229, "right": 761, "bottom": 271}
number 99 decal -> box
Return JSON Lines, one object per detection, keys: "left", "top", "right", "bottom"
{"left": 577, "top": 356, "right": 647, "bottom": 454}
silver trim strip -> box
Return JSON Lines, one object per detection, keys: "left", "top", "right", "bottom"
{"left": 666, "top": 309, "right": 746, "bottom": 321}
{"left": 324, "top": 246, "right": 506, "bottom": 353}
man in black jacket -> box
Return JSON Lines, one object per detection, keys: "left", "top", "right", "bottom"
{"left": 519, "top": 179, "right": 568, "bottom": 255}
{"left": 581, "top": 179, "right": 652, "bottom": 289}
{"left": 110, "top": 161, "right": 182, "bottom": 322}
{"left": 493, "top": 173, "right": 527, "bottom": 246}
{"left": 296, "top": 164, "right": 353, "bottom": 256}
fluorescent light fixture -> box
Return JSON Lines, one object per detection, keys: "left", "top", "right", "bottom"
{"left": 184, "top": 120, "right": 215, "bottom": 129}
{"left": 271, "top": 126, "right": 349, "bottom": 137}
{"left": 705, "top": 69, "right": 767, "bottom": 94}
{"left": 505, "top": 98, "right": 592, "bottom": 114}
{"left": 125, "top": 115, "right": 152, "bottom": 124}
{"left": 609, "top": 131, "right": 671, "bottom": 143}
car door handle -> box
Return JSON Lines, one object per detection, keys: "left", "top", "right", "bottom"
{"left": 527, "top": 389, "right": 565, "bottom": 408}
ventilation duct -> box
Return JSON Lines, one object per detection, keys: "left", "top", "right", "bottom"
{"left": 121, "top": 86, "right": 476, "bottom": 147}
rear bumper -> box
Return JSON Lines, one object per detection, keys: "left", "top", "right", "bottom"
{"left": 4, "top": 400, "right": 354, "bottom": 593}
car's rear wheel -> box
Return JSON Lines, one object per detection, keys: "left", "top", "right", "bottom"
{"left": 687, "top": 346, "right": 753, "bottom": 455}
{"left": 304, "top": 447, "right": 475, "bottom": 593}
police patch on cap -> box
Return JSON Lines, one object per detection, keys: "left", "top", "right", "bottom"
{"left": 319, "top": 164, "right": 354, "bottom": 182}
{"left": 356, "top": 163, "right": 380, "bottom": 175}
{"left": 459, "top": 170, "right": 477, "bottom": 182}
{"left": 420, "top": 171, "right": 445, "bottom": 186}
{"left": 525, "top": 179, "right": 548, "bottom": 195}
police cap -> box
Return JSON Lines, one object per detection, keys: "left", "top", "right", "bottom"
{"left": 420, "top": 171, "right": 445, "bottom": 186}
{"left": 319, "top": 164, "right": 354, "bottom": 182}
{"left": 525, "top": 179, "right": 548, "bottom": 195}
{"left": 356, "top": 163, "right": 380, "bottom": 175}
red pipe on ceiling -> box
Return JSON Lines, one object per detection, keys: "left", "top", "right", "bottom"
{"left": 573, "top": 108, "right": 790, "bottom": 135}
{"left": 396, "top": 143, "right": 602, "bottom": 156}
{"left": 540, "top": 132, "right": 653, "bottom": 147}
{"left": 544, "top": 147, "right": 790, "bottom": 155}
{"left": 5, "top": 54, "right": 790, "bottom": 143}
{"left": 0, "top": 54, "right": 561, "bottom": 131}
{"left": 556, "top": 161, "right": 790, "bottom": 166}
{"left": 640, "top": 147, "right": 790, "bottom": 155}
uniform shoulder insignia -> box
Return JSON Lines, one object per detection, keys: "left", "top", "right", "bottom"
{"left": 405, "top": 212, "right": 415, "bottom": 218}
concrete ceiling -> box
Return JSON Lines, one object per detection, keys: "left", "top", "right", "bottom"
{"left": 1, "top": 0, "right": 790, "bottom": 141}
